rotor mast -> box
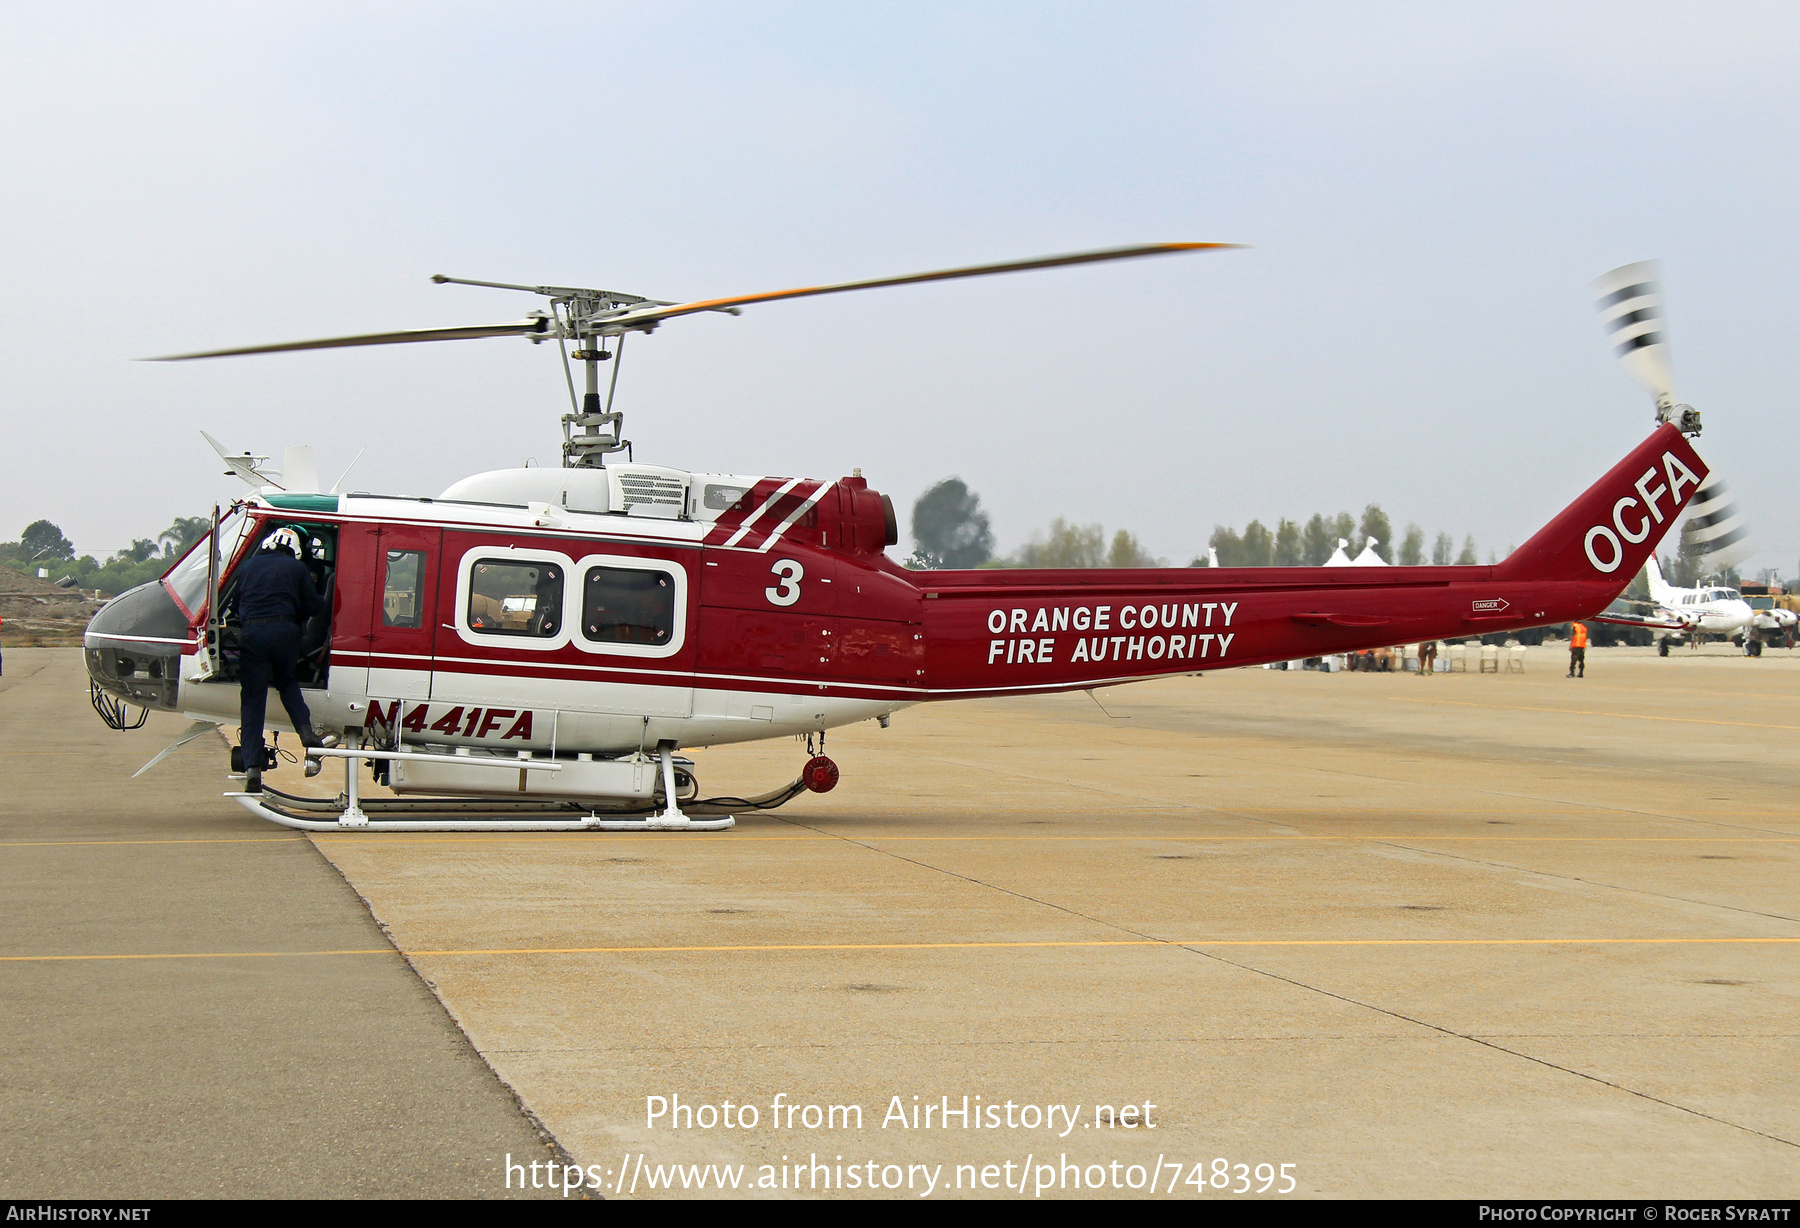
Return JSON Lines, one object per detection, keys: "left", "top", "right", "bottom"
{"left": 564, "top": 331, "right": 625, "bottom": 468}
{"left": 426, "top": 275, "right": 667, "bottom": 468}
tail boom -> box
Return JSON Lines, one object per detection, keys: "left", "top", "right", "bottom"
{"left": 910, "top": 426, "right": 1706, "bottom": 698}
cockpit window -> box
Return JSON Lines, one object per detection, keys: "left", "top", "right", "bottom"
{"left": 163, "top": 509, "right": 252, "bottom": 619}
{"left": 467, "top": 560, "right": 562, "bottom": 637}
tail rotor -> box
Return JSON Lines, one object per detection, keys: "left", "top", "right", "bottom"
{"left": 1592, "top": 261, "right": 1753, "bottom": 574}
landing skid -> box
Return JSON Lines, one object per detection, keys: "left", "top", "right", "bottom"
{"left": 224, "top": 743, "right": 809, "bottom": 833}
{"left": 225, "top": 790, "right": 736, "bottom": 832}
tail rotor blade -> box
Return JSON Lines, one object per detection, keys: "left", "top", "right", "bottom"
{"left": 1682, "top": 468, "right": 1754, "bottom": 572}
{"left": 1593, "top": 260, "right": 1676, "bottom": 411}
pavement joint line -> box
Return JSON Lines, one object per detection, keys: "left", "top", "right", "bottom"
{"left": 1266, "top": 758, "right": 1799, "bottom": 839}
{"left": 1365, "top": 838, "right": 1800, "bottom": 928}
{"left": 5, "top": 936, "right": 1799, "bottom": 963}
{"left": 1390, "top": 696, "right": 1800, "bottom": 733}
{"left": 478, "top": 1032, "right": 1800, "bottom": 1055}
{"left": 1171, "top": 942, "right": 1800, "bottom": 1152}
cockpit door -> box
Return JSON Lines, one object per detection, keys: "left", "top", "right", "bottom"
{"left": 368, "top": 525, "right": 442, "bottom": 701}
{"left": 333, "top": 523, "right": 442, "bottom": 708}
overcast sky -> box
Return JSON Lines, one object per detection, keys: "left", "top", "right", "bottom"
{"left": 2, "top": 3, "right": 1796, "bottom": 576}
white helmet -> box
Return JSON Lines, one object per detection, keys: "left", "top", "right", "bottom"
{"left": 263, "top": 527, "right": 304, "bottom": 557}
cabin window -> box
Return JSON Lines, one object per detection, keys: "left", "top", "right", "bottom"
{"left": 466, "top": 559, "right": 562, "bottom": 637}
{"left": 581, "top": 566, "right": 675, "bottom": 645}
{"left": 381, "top": 550, "right": 425, "bottom": 628}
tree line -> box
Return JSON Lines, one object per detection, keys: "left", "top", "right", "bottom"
{"left": 905, "top": 479, "right": 1165, "bottom": 570}
{"left": 1205, "top": 510, "right": 1485, "bottom": 568}
{"left": 907, "top": 478, "right": 1486, "bottom": 571}
{"left": 1, "top": 516, "right": 211, "bottom": 595}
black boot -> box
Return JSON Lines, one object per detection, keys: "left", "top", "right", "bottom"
{"left": 244, "top": 768, "right": 263, "bottom": 794}
{"left": 295, "top": 723, "right": 340, "bottom": 750}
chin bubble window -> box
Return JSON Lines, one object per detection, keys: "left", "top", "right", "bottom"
{"left": 467, "top": 560, "right": 562, "bottom": 637}
{"left": 582, "top": 567, "right": 675, "bottom": 645}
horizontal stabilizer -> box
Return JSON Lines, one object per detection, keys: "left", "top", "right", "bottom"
{"left": 1289, "top": 613, "right": 1390, "bottom": 627}
{"left": 1593, "top": 612, "right": 1687, "bottom": 631}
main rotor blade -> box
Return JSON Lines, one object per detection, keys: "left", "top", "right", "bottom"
{"left": 144, "top": 317, "right": 553, "bottom": 361}
{"left": 600, "top": 242, "right": 1237, "bottom": 329}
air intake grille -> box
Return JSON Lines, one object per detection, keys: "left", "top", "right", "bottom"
{"left": 616, "top": 474, "right": 686, "bottom": 507}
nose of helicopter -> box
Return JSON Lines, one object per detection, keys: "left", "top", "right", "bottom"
{"left": 84, "top": 581, "right": 192, "bottom": 713}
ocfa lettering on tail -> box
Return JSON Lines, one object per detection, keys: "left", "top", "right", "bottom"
{"left": 1585, "top": 449, "right": 1699, "bottom": 573}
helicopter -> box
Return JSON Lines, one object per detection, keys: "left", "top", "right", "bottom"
{"left": 84, "top": 244, "right": 1713, "bottom": 833}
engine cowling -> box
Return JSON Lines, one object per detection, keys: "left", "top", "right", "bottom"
{"left": 819, "top": 473, "right": 898, "bottom": 555}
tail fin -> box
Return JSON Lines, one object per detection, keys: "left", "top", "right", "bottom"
{"left": 1495, "top": 423, "right": 1707, "bottom": 584}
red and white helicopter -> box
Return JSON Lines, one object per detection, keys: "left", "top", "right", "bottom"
{"left": 86, "top": 245, "right": 1712, "bottom": 832}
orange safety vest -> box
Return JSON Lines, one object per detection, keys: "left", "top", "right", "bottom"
{"left": 1570, "top": 623, "right": 1588, "bottom": 649}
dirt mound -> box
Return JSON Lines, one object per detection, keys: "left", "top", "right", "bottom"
{"left": 0, "top": 566, "right": 77, "bottom": 597}
{"left": 1, "top": 568, "right": 106, "bottom": 645}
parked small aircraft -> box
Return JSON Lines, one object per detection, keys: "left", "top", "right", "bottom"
{"left": 1601, "top": 557, "right": 1795, "bottom": 656}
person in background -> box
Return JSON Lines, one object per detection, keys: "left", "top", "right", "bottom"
{"left": 1418, "top": 639, "right": 1437, "bottom": 676}
{"left": 1567, "top": 621, "right": 1589, "bottom": 678}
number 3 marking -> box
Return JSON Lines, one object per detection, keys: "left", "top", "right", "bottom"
{"left": 766, "top": 559, "right": 803, "bottom": 607}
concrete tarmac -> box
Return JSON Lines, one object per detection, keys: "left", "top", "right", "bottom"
{"left": 307, "top": 641, "right": 1799, "bottom": 1200}
{"left": 0, "top": 650, "right": 561, "bottom": 1199}
{"left": 6, "top": 644, "right": 1798, "bottom": 1199}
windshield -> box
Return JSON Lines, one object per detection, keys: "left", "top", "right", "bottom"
{"left": 163, "top": 509, "right": 252, "bottom": 619}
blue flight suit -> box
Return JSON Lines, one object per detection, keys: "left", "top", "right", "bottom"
{"left": 230, "top": 547, "right": 325, "bottom": 776}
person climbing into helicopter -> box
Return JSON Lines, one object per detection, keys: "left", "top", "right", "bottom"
{"left": 228, "top": 525, "right": 337, "bottom": 792}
